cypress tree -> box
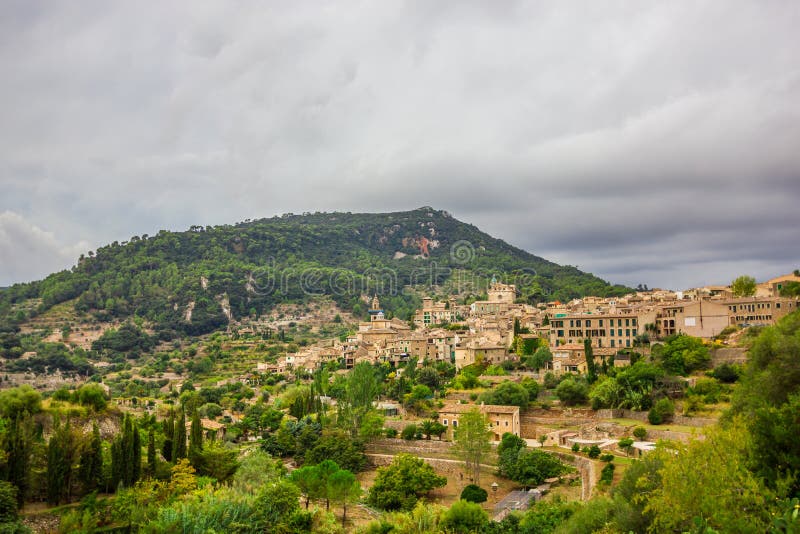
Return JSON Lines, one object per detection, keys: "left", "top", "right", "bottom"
{"left": 584, "top": 339, "right": 597, "bottom": 384}
{"left": 79, "top": 422, "right": 103, "bottom": 492}
{"left": 110, "top": 438, "right": 123, "bottom": 490}
{"left": 147, "top": 429, "right": 156, "bottom": 476}
{"left": 161, "top": 411, "right": 174, "bottom": 463}
{"left": 189, "top": 410, "right": 203, "bottom": 468}
{"left": 5, "top": 412, "right": 33, "bottom": 506}
{"left": 172, "top": 409, "right": 187, "bottom": 462}
{"left": 131, "top": 421, "right": 141, "bottom": 484}
{"left": 122, "top": 416, "right": 134, "bottom": 486}
{"left": 46, "top": 416, "right": 72, "bottom": 505}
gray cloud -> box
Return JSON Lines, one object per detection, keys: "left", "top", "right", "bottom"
{"left": 1, "top": 0, "right": 799, "bottom": 289}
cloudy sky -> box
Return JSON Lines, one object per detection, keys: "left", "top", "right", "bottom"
{"left": 1, "top": 1, "right": 799, "bottom": 290}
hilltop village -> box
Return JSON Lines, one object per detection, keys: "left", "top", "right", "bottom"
{"left": 264, "top": 272, "right": 799, "bottom": 376}
{"left": 0, "top": 271, "right": 799, "bottom": 532}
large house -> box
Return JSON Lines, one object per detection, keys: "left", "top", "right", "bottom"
{"left": 438, "top": 402, "right": 520, "bottom": 441}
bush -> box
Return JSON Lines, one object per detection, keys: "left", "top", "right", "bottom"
{"left": 648, "top": 398, "right": 675, "bottom": 425}
{"left": 633, "top": 426, "right": 648, "bottom": 440}
{"left": 0, "top": 482, "right": 18, "bottom": 523}
{"left": 440, "top": 500, "right": 489, "bottom": 533}
{"left": 711, "top": 363, "right": 741, "bottom": 384}
{"left": 600, "top": 463, "right": 615, "bottom": 484}
{"left": 571, "top": 443, "right": 580, "bottom": 453}
{"left": 384, "top": 428, "right": 397, "bottom": 438}
{"left": 401, "top": 424, "right": 418, "bottom": 440}
{"left": 555, "top": 378, "right": 589, "bottom": 406}
{"left": 460, "top": 484, "right": 488, "bottom": 503}
{"left": 587, "top": 445, "right": 601, "bottom": 459}
{"left": 600, "top": 454, "right": 615, "bottom": 463}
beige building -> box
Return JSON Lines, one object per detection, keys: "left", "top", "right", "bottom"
{"left": 454, "top": 339, "right": 509, "bottom": 369}
{"left": 549, "top": 313, "right": 643, "bottom": 349}
{"left": 438, "top": 402, "right": 520, "bottom": 441}
{"left": 722, "top": 296, "right": 799, "bottom": 326}
{"left": 655, "top": 300, "right": 730, "bottom": 338}
{"left": 414, "top": 297, "right": 461, "bottom": 326}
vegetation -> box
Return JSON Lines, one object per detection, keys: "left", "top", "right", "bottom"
{"left": 0, "top": 208, "right": 630, "bottom": 338}
{"left": 367, "top": 454, "right": 446, "bottom": 511}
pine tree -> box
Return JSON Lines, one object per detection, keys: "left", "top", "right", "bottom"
{"left": 189, "top": 410, "right": 203, "bottom": 468}
{"left": 172, "top": 409, "right": 187, "bottom": 462}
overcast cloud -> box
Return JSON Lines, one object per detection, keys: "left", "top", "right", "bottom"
{"left": 1, "top": 1, "right": 799, "bottom": 289}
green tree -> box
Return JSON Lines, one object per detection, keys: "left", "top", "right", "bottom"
{"left": 172, "top": 409, "right": 187, "bottom": 462}
{"left": 47, "top": 416, "right": 77, "bottom": 504}
{"left": 252, "top": 478, "right": 303, "bottom": 533}
{"left": 147, "top": 428, "right": 156, "bottom": 477}
{"left": 337, "top": 362, "right": 381, "bottom": 439}
{"left": 460, "top": 484, "right": 488, "bottom": 503}
{"left": 189, "top": 410, "right": 203, "bottom": 468}
{"left": 478, "top": 380, "right": 529, "bottom": 408}
{"left": 647, "top": 398, "right": 675, "bottom": 425}
{"left": 647, "top": 422, "right": 772, "bottom": 532}
{"left": 584, "top": 339, "right": 597, "bottom": 383}
{"left": 526, "top": 347, "right": 552, "bottom": 371}
{"left": 453, "top": 408, "right": 491, "bottom": 487}
{"left": 731, "top": 275, "right": 757, "bottom": 297}
{"left": 79, "top": 422, "right": 103, "bottom": 492}
{"left": 290, "top": 465, "right": 324, "bottom": 509}
{"left": 195, "top": 442, "right": 239, "bottom": 483}
{"left": 555, "top": 378, "right": 589, "bottom": 406}
{"left": 440, "top": 499, "right": 489, "bottom": 533}
{"left": 367, "top": 454, "right": 446, "bottom": 510}
{"left": 327, "top": 468, "right": 361, "bottom": 525}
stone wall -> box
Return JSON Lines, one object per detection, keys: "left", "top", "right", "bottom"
{"left": 366, "top": 438, "right": 455, "bottom": 456}
{"left": 595, "top": 409, "right": 715, "bottom": 428}
{"left": 711, "top": 347, "right": 748, "bottom": 366}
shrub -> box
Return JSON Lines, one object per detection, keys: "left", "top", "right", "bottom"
{"left": 648, "top": 398, "right": 675, "bottom": 425}
{"left": 587, "top": 445, "right": 601, "bottom": 459}
{"left": 599, "top": 463, "right": 615, "bottom": 484}
{"left": 633, "top": 426, "right": 648, "bottom": 440}
{"left": 401, "top": 424, "right": 418, "bottom": 440}
{"left": 571, "top": 443, "right": 580, "bottom": 453}
{"left": 555, "top": 378, "right": 589, "bottom": 406}
{"left": 711, "top": 363, "right": 741, "bottom": 384}
{"left": 384, "top": 428, "right": 398, "bottom": 438}
{"left": 460, "top": 484, "right": 488, "bottom": 503}
{"left": 600, "top": 453, "right": 615, "bottom": 463}
{"left": 440, "top": 500, "right": 489, "bottom": 533}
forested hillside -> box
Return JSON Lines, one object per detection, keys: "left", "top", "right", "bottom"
{"left": 0, "top": 207, "right": 629, "bottom": 337}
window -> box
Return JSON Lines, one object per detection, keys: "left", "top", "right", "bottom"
{"left": 453, "top": 421, "right": 458, "bottom": 428}
{"left": 618, "top": 329, "right": 623, "bottom": 336}
{"left": 443, "top": 419, "right": 448, "bottom": 426}
{"left": 611, "top": 339, "right": 615, "bottom": 347}
{"left": 505, "top": 421, "right": 509, "bottom": 426}
{"left": 625, "top": 319, "right": 630, "bottom": 326}
{"left": 599, "top": 319, "right": 604, "bottom": 327}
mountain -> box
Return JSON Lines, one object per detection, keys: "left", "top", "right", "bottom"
{"left": 0, "top": 207, "right": 630, "bottom": 336}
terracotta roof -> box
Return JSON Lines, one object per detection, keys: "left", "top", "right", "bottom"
{"left": 439, "top": 403, "right": 519, "bottom": 415}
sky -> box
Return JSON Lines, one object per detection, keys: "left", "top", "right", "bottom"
{"left": 1, "top": 1, "right": 799, "bottom": 290}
